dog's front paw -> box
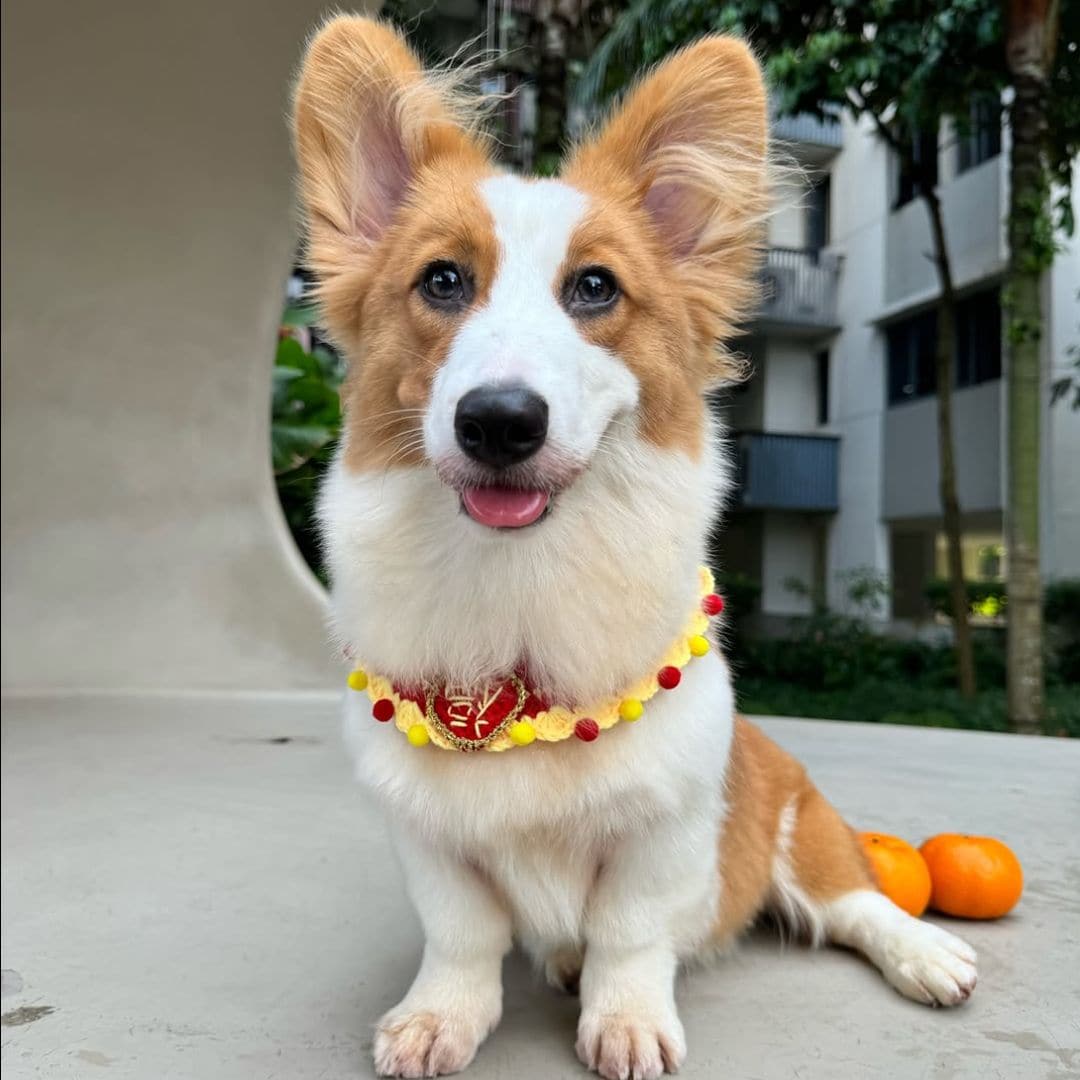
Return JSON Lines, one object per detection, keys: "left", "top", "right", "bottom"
{"left": 576, "top": 1010, "right": 686, "bottom": 1080}
{"left": 882, "top": 920, "right": 978, "bottom": 1007}
{"left": 374, "top": 1005, "right": 497, "bottom": 1078}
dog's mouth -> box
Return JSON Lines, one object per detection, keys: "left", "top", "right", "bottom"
{"left": 460, "top": 486, "right": 551, "bottom": 529}
{"left": 436, "top": 454, "right": 583, "bottom": 531}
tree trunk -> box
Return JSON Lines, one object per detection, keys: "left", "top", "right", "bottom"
{"left": 532, "top": 1, "right": 573, "bottom": 175}
{"left": 923, "top": 187, "right": 978, "bottom": 699}
{"left": 1003, "top": 0, "right": 1058, "bottom": 735}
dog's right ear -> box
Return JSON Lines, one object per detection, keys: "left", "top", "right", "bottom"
{"left": 292, "top": 17, "right": 487, "bottom": 274}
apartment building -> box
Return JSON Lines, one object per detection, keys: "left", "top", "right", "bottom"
{"left": 718, "top": 109, "right": 1080, "bottom": 623}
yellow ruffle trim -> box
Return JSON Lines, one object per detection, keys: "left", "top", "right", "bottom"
{"left": 355, "top": 566, "right": 717, "bottom": 752}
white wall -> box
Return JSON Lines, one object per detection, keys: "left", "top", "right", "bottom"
{"left": 760, "top": 513, "right": 817, "bottom": 616}
{"left": 762, "top": 340, "right": 820, "bottom": 432}
{"left": 756, "top": 110, "right": 1079, "bottom": 612}
{"left": 883, "top": 381, "right": 1003, "bottom": 519}
{"left": 822, "top": 114, "right": 892, "bottom": 613}
{"left": 768, "top": 173, "right": 807, "bottom": 250}
{"left": 1, "top": 1, "right": 374, "bottom": 692}
{"left": 1043, "top": 171, "right": 1080, "bottom": 579}
{"left": 883, "top": 135, "right": 1006, "bottom": 308}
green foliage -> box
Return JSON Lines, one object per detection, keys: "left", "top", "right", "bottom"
{"left": 736, "top": 677, "right": 1080, "bottom": 737}
{"left": 575, "top": 0, "right": 1077, "bottom": 228}
{"left": 272, "top": 319, "right": 344, "bottom": 581}
{"left": 721, "top": 571, "right": 1077, "bottom": 734}
{"left": 730, "top": 614, "right": 1009, "bottom": 693}
{"left": 1048, "top": 0, "right": 1080, "bottom": 237}
{"left": 1045, "top": 579, "right": 1080, "bottom": 626}
{"left": 924, "top": 576, "right": 1080, "bottom": 629}
{"left": 924, "top": 578, "right": 1008, "bottom": 619}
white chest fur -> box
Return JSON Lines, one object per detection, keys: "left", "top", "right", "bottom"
{"left": 344, "top": 650, "right": 735, "bottom": 947}
{"left": 323, "top": 425, "right": 734, "bottom": 950}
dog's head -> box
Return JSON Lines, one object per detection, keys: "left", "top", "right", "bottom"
{"left": 293, "top": 16, "right": 767, "bottom": 533}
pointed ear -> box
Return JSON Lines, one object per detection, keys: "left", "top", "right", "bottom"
{"left": 291, "top": 17, "right": 488, "bottom": 271}
{"left": 566, "top": 37, "right": 769, "bottom": 266}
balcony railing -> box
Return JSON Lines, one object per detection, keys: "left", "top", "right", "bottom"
{"left": 758, "top": 247, "right": 842, "bottom": 332}
{"left": 731, "top": 432, "right": 840, "bottom": 513}
{"left": 771, "top": 112, "right": 844, "bottom": 151}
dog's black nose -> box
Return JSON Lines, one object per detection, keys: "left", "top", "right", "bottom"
{"left": 454, "top": 385, "right": 549, "bottom": 468}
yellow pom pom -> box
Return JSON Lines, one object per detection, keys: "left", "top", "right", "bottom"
{"left": 619, "top": 698, "right": 644, "bottom": 722}
{"left": 347, "top": 669, "right": 369, "bottom": 691}
{"left": 688, "top": 635, "right": 710, "bottom": 657}
{"left": 406, "top": 724, "right": 430, "bottom": 747}
{"left": 509, "top": 721, "right": 536, "bottom": 746}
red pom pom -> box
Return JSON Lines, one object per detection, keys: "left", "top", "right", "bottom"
{"left": 702, "top": 593, "right": 724, "bottom": 616}
{"left": 574, "top": 717, "right": 599, "bottom": 742}
{"left": 372, "top": 698, "right": 396, "bottom": 723}
{"left": 657, "top": 666, "right": 681, "bottom": 690}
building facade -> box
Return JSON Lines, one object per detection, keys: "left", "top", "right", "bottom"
{"left": 718, "top": 109, "right": 1080, "bottom": 624}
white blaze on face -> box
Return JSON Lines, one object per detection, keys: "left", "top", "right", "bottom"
{"left": 423, "top": 175, "right": 640, "bottom": 477}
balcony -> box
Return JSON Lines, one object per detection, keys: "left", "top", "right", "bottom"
{"left": 758, "top": 247, "right": 842, "bottom": 336}
{"left": 732, "top": 431, "right": 840, "bottom": 513}
{"left": 771, "top": 111, "right": 844, "bottom": 152}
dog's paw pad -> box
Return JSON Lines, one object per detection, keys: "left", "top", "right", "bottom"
{"left": 576, "top": 1011, "right": 686, "bottom": 1080}
{"left": 373, "top": 1009, "right": 486, "bottom": 1078}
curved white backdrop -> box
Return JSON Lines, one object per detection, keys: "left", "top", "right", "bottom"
{"left": 1, "top": 1, "right": 379, "bottom": 691}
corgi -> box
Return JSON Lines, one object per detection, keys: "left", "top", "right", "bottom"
{"left": 291, "top": 16, "right": 977, "bottom": 1079}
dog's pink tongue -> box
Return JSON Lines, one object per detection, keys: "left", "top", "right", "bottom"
{"left": 463, "top": 487, "right": 549, "bottom": 528}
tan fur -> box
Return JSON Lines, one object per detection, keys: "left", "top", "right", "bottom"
{"left": 293, "top": 21, "right": 770, "bottom": 469}
{"left": 563, "top": 38, "right": 770, "bottom": 455}
{"left": 292, "top": 17, "right": 499, "bottom": 471}
{"left": 713, "top": 718, "right": 874, "bottom": 945}
{"left": 555, "top": 197, "right": 708, "bottom": 457}
{"left": 340, "top": 165, "right": 500, "bottom": 472}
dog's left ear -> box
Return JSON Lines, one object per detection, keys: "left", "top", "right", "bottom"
{"left": 567, "top": 37, "right": 769, "bottom": 269}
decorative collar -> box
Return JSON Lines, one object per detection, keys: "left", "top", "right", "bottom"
{"left": 346, "top": 567, "right": 724, "bottom": 753}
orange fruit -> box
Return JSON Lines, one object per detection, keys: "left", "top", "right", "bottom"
{"left": 859, "top": 832, "right": 932, "bottom": 917}
{"left": 920, "top": 834, "right": 1023, "bottom": 919}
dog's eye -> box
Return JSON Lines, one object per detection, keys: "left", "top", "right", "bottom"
{"left": 571, "top": 268, "right": 618, "bottom": 310}
{"left": 421, "top": 262, "right": 468, "bottom": 306}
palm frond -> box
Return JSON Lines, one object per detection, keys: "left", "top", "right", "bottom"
{"left": 573, "top": 0, "right": 695, "bottom": 111}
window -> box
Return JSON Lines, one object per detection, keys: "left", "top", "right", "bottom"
{"left": 816, "top": 350, "right": 830, "bottom": 425}
{"left": 956, "top": 289, "right": 1002, "bottom": 387}
{"left": 806, "top": 175, "right": 831, "bottom": 257}
{"left": 956, "top": 96, "right": 1002, "bottom": 173}
{"left": 887, "top": 309, "right": 938, "bottom": 403}
{"left": 895, "top": 127, "right": 939, "bottom": 207}
{"left": 886, "top": 287, "right": 1002, "bottom": 405}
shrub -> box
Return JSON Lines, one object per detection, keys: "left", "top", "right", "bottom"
{"left": 272, "top": 320, "right": 344, "bottom": 581}
{"left": 736, "top": 678, "right": 1080, "bottom": 738}
{"left": 925, "top": 576, "right": 1080, "bottom": 627}
{"left": 924, "top": 578, "right": 1008, "bottom": 618}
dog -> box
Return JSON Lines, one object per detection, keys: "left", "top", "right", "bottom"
{"left": 291, "top": 16, "right": 978, "bottom": 1079}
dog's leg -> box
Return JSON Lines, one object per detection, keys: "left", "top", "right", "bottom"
{"left": 374, "top": 829, "right": 511, "bottom": 1078}
{"left": 576, "top": 810, "right": 717, "bottom": 1080}
{"left": 775, "top": 783, "right": 978, "bottom": 1007}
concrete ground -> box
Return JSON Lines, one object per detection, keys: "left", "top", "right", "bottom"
{"left": 2, "top": 695, "right": 1077, "bottom": 1080}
